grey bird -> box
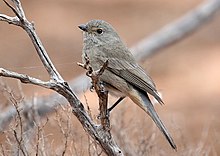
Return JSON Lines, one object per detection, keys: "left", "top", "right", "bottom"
{"left": 78, "top": 19, "right": 177, "bottom": 150}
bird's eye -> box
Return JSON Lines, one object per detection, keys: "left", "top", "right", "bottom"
{"left": 96, "top": 28, "right": 103, "bottom": 34}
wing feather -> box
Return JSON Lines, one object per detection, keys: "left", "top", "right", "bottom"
{"left": 98, "top": 56, "right": 164, "bottom": 104}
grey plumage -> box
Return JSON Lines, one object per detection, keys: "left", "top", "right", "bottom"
{"left": 79, "top": 19, "right": 176, "bottom": 150}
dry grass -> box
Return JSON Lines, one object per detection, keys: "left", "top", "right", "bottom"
{"left": 0, "top": 81, "right": 218, "bottom": 156}
{"left": 0, "top": 0, "right": 220, "bottom": 155}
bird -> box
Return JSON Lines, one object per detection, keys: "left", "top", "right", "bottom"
{"left": 78, "top": 19, "right": 176, "bottom": 150}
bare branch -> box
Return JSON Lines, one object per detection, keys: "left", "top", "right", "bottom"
{"left": 78, "top": 57, "right": 121, "bottom": 154}
{"left": 1, "top": 0, "right": 62, "bottom": 81}
{"left": 131, "top": 0, "right": 220, "bottom": 61}
{"left": 0, "top": 68, "right": 53, "bottom": 89}
{"left": 11, "top": 0, "right": 26, "bottom": 19}
{"left": 1, "top": 0, "right": 220, "bottom": 154}
{"left": 0, "top": 0, "right": 124, "bottom": 155}
{"left": 0, "top": 14, "right": 20, "bottom": 25}
{"left": 78, "top": 56, "right": 110, "bottom": 130}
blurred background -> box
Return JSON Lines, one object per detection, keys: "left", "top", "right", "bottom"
{"left": 0, "top": 0, "right": 220, "bottom": 155}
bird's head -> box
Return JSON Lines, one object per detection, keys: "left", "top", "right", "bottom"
{"left": 78, "top": 19, "right": 121, "bottom": 46}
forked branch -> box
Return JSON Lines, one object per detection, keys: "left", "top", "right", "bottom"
{"left": 0, "top": 0, "right": 123, "bottom": 155}
{"left": 78, "top": 55, "right": 110, "bottom": 130}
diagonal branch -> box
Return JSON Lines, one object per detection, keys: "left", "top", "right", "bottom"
{"left": 1, "top": 0, "right": 63, "bottom": 81}
{"left": 11, "top": 0, "right": 26, "bottom": 19}
{"left": 0, "top": 0, "right": 220, "bottom": 152}
{"left": 0, "top": 0, "right": 124, "bottom": 155}
{"left": 3, "top": 0, "right": 23, "bottom": 21}
{"left": 131, "top": 0, "right": 220, "bottom": 61}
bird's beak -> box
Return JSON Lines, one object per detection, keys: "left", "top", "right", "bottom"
{"left": 78, "top": 24, "right": 88, "bottom": 32}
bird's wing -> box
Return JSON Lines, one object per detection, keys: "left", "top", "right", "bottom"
{"left": 98, "top": 56, "right": 164, "bottom": 104}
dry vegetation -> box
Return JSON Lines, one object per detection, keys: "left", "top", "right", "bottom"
{"left": 0, "top": 0, "right": 220, "bottom": 155}
{"left": 0, "top": 80, "right": 217, "bottom": 156}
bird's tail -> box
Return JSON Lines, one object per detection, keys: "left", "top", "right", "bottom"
{"left": 137, "top": 90, "right": 177, "bottom": 150}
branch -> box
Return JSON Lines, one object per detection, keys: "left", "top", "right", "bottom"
{"left": 0, "top": 0, "right": 123, "bottom": 155}
{"left": 0, "top": 14, "right": 20, "bottom": 25}
{"left": 0, "top": 68, "right": 53, "bottom": 89}
{"left": 1, "top": 0, "right": 63, "bottom": 81}
{"left": 131, "top": 0, "right": 220, "bottom": 61}
{"left": 78, "top": 56, "right": 120, "bottom": 154}
{"left": 0, "top": 0, "right": 220, "bottom": 152}
{"left": 78, "top": 55, "right": 110, "bottom": 130}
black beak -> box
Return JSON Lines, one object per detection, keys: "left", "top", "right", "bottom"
{"left": 78, "top": 24, "right": 88, "bottom": 32}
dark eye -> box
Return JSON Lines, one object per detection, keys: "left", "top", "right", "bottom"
{"left": 96, "top": 28, "right": 103, "bottom": 34}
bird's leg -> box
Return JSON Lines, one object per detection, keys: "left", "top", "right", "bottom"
{"left": 97, "top": 96, "right": 125, "bottom": 120}
{"left": 108, "top": 97, "right": 125, "bottom": 112}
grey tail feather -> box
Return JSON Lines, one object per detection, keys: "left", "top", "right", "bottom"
{"left": 140, "top": 92, "right": 177, "bottom": 150}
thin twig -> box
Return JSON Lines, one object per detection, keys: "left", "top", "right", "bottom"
{"left": 13, "top": 130, "right": 26, "bottom": 156}
{"left": 0, "top": 0, "right": 219, "bottom": 138}
{"left": 35, "top": 118, "right": 48, "bottom": 156}
{"left": 3, "top": 83, "right": 28, "bottom": 155}
{"left": 3, "top": 0, "right": 22, "bottom": 21}
{"left": 0, "top": 144, "right": 6, "bottom": 156}
{"left": 0, "top": 0, "right": 123, "bottom": 155}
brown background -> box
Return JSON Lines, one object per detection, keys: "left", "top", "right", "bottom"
{"left": 0, "top": 0, "right": 220, "bottom": 155}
